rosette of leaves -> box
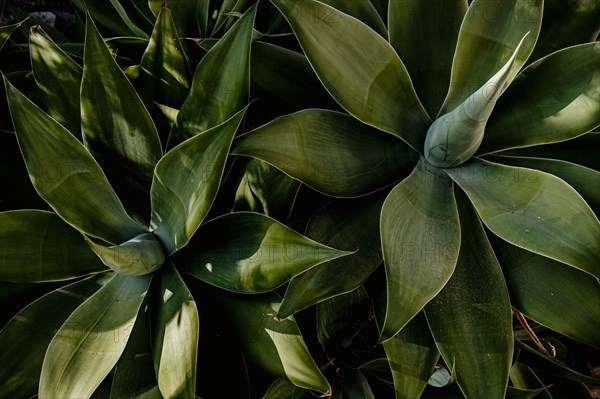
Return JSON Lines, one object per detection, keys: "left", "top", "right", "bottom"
{"left": 0, "top": 5, "right": 350, "bottom": 398}
{"left": 232, "top": 0, "right": 600, "bottom": 397}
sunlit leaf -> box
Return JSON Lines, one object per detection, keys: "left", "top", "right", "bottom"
{"left": 0, "top": 21, "right": 22, "bottom": 52}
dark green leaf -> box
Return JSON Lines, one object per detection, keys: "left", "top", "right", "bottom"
{"left": 316, "top": 286, "right": 371, "bottom": 346}
{"left": 69, "top": 0, "right": 149, "bottom": 37}
{"left": 321, "top": 0, "right": 387, "bottom": 38}
{"left": 0, "top": 21, "right": 21, "bottom": 51}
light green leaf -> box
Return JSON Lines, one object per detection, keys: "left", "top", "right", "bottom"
{"left": 380, "top": 158, "right": 460, "bottom": 341}
{"left": 81, "top": 14, "right": 162, "bottom": 222}
{"left": 425, "top": 34, "right": 528, "bottom": 167}
{"left": 0, "top": 274, "right": 110, "bottom": 398}
{"left": 270, "top": 0, "right": 431, "bottom": 151}
{"left": 480, "top": 43, "right": 600, "bottom": 154}
{"left": 179, "top": 211, "right": 352, "bottom": 293}
{"left": 495, "top": 239, "right": 600, "bottom": 349}
{"left": 167, "top": 7, "right": 255, "bottom": 147}
{"left": 151, "top": 108, "right": 247, "bottom": 254}
{"left": 233, "top": 109, "right": 418, "bottom": 198}
{"left": 389, "top": 0, "right": 467, "bottom": 117}
{"left": 0, "top": 21, "right": 21, "bottom": 51}
{"left": 439, "top": 0, "right": 543, "bottom": 115}
{"left": 4, "top": 77, "right": 146, "bottom": 244}
{"left": 321, "top": 0, "right": 387, "bottom": 38}
{"left": 424, "top": 198, "right": 513, "bottom": 399}
{"left": 39, "top": 273, "right": 152, "bottom": 399}
{"left": 383, "top": 313, "right": 439, "bottom": 399}
{"left": 278, "top": 193, "right": 385, "bottom": 319}
{"left": 217, "top": 290, "right": 330, "bottom": 394}
{"left": 445, "top": 158, "right": 600, "bottom": 276}
{"left": 29, "top": 26, "right": 83, "bottom": 138}
{"left": 84, "top": 232, "right": 166, "bottom": 276}
{"left": 152, "top": 265, "right": 198, "bottom": 399}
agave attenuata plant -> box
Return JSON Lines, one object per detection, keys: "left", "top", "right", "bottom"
{"left": 232, "top": 0, "right": 600, "bottom": 397}
{"left": 0, "top": 5, "right": 349, "bottom": 398}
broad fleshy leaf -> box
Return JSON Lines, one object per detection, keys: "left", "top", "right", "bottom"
{"left": 321, "top": 0, "right": 387, "bottom": 37}
{"left": 380, "top": 158, "right": 460, "bottom": 341}
{"left": 278, "top": 193, "right": 385, "bottom": 319}
{"left": 439, "top": 0, "right": 543, "bottom": 115}
{"left": 0, "top": 274, "right": 110, "bottom": 398}
{"left": 167, "top": 7, "right": 255, "bottom": 147}
{"left": 494, "top": 239, "right": 600, "bottom": 349}
{"left": 4, "top": 78, "right": 146, "bottom": 244}
{"left": 383, "top": 313, "right": 439, "bottom": 399}
{"left": 39, "top": 274, "right": 152, "bottom": 398}
{"left": 152, "top": 265, "right": 198, "bottom": 399}
{"left": 84, "top": 232, "right": 166, "bottom": 276}
{"left": 424, "top": 34, "right": 528, "bottom": 167}
{"left": 446, "top": 158, "right": 600, "bottom": 276}
{"left": 29, "top": 26, "right": 83, "bottom": 138}
{"left": 151, "top": 108, "right": 247, "bottom": 254}
{"left": 233, "top": 109, "right": 418, "bottom": 197}
{"left": 217, "top": 290, "right": 330, "bottom": 394}
{"left": 424, "top": 198, "right": 513, "bottom": 399}
{"left": 270, "top": 0, "right": 431, "bottom": 151}
{"left": 479, "top": 43, "right": 600, "bottom": 154}
{"left": 389, "top": 0, "right": 467, "bottom": 117}
{"left": 179, "top": 211, "right": 352, "bottom": 293}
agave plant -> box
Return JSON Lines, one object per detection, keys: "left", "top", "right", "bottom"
{"left": 232, "top": 0, "right": 600, "bottom": 397}
{"left": 0, "top": 5, "right": 352, "bottom": 398}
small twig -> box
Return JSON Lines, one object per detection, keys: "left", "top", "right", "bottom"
{"left": 513, "top": 307, "right": 556, "bottom": 357}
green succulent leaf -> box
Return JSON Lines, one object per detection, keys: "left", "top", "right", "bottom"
{"left": 439, "top": 0, "right": 543, "bottom": 115}
{"left": 320, "top": 0, "right": 387, "bottom": 38}
{"left": 9, "top": 4, "right": 68, "bottom": 43}
{"left": 39, "top": 273, "right": 152, "bottom": 398}
{"left": 388, "top": 0, "right": 467, "bottom": 117}
{"left": 151, "top": 107, "right": 247, "bottom": 254}
{"left": 506, "top": 386, "right": 551, "bottom": 399}
{"left": 152, "top": 264, "right": 198, "bottom": 399}
{"left": 148, "top": 0, "right": 202, "bottom": 40}
{"left": 233, "top": 109, "right": 417, "bottom": 197}
{"left": 446, "top": 158, "right": 600, "bottom": 276}
{"left": 383, "top": 312, "right": 439, "bottom": 399}
{"left": 180, "top": 211, "right": 352, "bottom": 293}
{"left": 81, "top": 14, "right": 162, "bottom": 222}
{"left": 425, "top": 34, "right": 528, "bottom": 167}
{"left": 509, "top": 361, "right": 551, "bottom": 397}
{"left": 69, "top": 0, "right": 150, "bottom": 38}
{"left": 167, "top": 7, "right": 255, "bottom": 147}
{"left": 0, "top": 21, "right": 22, "bottom": 52}
{"left": 0, "top": 274, "right": 110, "bottom": 398}
{"left": 424, "top": 198, "right": 513, "bottom": 399}
{"left": 4, "top": 77, "right": 146, "bottom": 244}
{"left": 217, "top": 290, "right": 330, "bottom": 394}
{"left": 337, "top": 368, "right": 376, "bottom": 399}
{"left": 480, "top": 43, "right": 600, "bottom": 154}
{"left": 84, "top": 232, "right": 166, "bottom": 276}
{"left": 262, "top": 378, "right": 310, "bottom": 399}
{"left": 278, "top": 193, "right": 385, "bottom": 319}
{"left": 495, "top": 239, "right": 600, "bottom": 349}
{"left": 29, "top": 26, "right": 83, "bottom": 138}
{"left": 316, "top": 286, "right": 371, "bottom": 346}
{"left": 380, "top": 158, "right": 460, "bottom": 341}
{"left": 270, "top": 0, "right": 431, "bottom": 151}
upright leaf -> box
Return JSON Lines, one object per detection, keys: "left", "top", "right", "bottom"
{"left": 380, "top": 159, "right": 461, "bottom": 341}
{"left": 270, "top": 0, "right": 431, "bottom": 151}
{"left": 69, "top": 0, "right": 150, "bottom": 38}
{"left": 446, "top": 158, "right": 600, "bottom": 276}
{"left": 5, "top": 78, "right": 145, "bottom": 244}
{"left": 151, "top": 108, "right": 246, "bottom": 254}
{"left": 321, "top": 0, "right": 387, "bottom": 38}
{"left": 425, "top": 198, "right": 513, "bottom": 399}
{"left": 0, "top": 21, "right": 21, "bottom": 51}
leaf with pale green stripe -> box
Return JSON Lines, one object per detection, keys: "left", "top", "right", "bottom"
{"left": 383, "top": 312, "right": 439, "bottom": 399}
{"left": 494, "top": 239, "right": 600, "bottom": 349}
{"left": 389, "top": 0, "right": 467, "bottom": 117}
{"left": 270, "top": 0, "right": 431, "bottom": 151}
{"left": 446, "top": 158, "right": 600, "bottom": 276}
{"left": 216, "top": 290, "right": 330, "bottom": 394}
{"left": 39, "top": 274, "right": 152, "bottom": 399}
{"left": 425, "top": 198, "right": 513, "bottom": 399}
{"left": 4, "top": 78, "right": 146, "bottom": 244}
{"left": 179, "top": 211, "right": 352, "bottom": 293}
{"left": 233, "top": 109, "right": 418, "bottom": 198}
{"left": 439, "top": 0, "right": 543, "bottom": 115}
{"left": 0, "top": 274, "right": 110, "bottom": 398}
{"left": 380, "top": 158, "right": 460, "bottom": 341}
{"left": 151, "top": 108, "right": 247, "bottom": 254}
{"left": 29, "top": 26, "right": 83, "bottom": 138}
{"left": 152, "top": 265, "right": 198, "bottom": 399}
{"left": 0, "top": 210, "right": 107, "bottom": 282}
{"left": 479, "top": 43, "right": 600, "bottom": 154}
{"left": 167, "top": 7, "right": 255, "bottom": 147}
{"left": 321, "top": 0, "right": 387, "bottom": 38}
